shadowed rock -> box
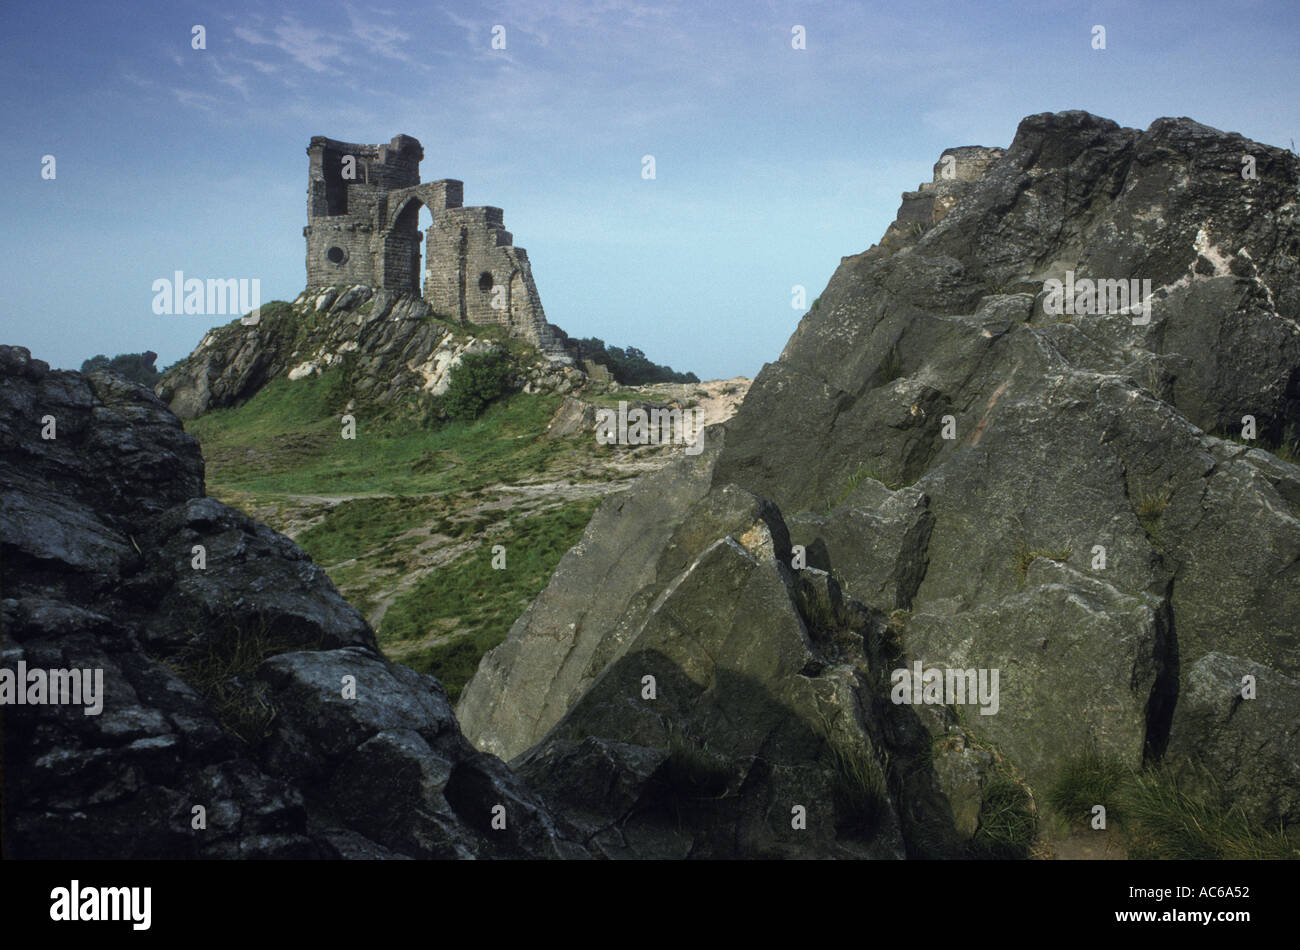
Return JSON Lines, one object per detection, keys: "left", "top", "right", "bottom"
{"left": 1, "top": 345, "right": 586, "bottom": 859}
{"left": 460, "top": 112, "right": 1300, "bottom": 849}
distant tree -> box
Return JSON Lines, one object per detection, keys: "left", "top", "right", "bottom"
{"left": 571, "top": 337, "right": 698, "bottom": 385}
{"left": 442, "top": 350, "right": 511, "bottom": 421}
{"left": 80, "top": 351, "right": 162, "bottom": 386}
{"left": 573, "top": 337, "right": 610, "bottom": 363}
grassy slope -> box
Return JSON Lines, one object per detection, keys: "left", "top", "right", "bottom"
{"left": 186, "top": 364, "right": 614, "bottom": 702}
{"left": 189, "top": 370, "right": 580, "bottom": 497}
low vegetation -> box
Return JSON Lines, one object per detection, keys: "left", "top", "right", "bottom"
{"left": 442, "top": 349, "right": 512, "bottom": 421}
{"left": 571, "top": 337, "right": 699, "bottom": 385}
{"left": 941, "top": 712, "right": 1039, "bottom": 859}
{"left": 659, "top": 725, "right": 731, "bottom": 799}
{"left": 187, "top": 368, "right": 578, "bottom": 499}
{"left": 1214, "top": 422, "right": 1300, "bottom": 465}
{"left": 381, "top": 499, "right": 598, "bottom": 702}
{"left": 160, "top": 610, "right": 317, "bottom": 747}
{"left": 1134, "top": 486, "right": 1172, "bottom": 539}
{"left": 824, "top": 462, "right": 902, "bottom": 512}
{"left": 183, "top": 360, "right": 643, "bottom": 707}
{"left": 81, "top": 350, "right": 164, "bottom": 386}
{"left": 972, "top": 779, "right": 1039, "bottom": 858}
{"left": 813, "top": 709, "right": 892, "bottom": 841}
{"left": 1047, "top": 750, "right": 1298, "bottom": 859}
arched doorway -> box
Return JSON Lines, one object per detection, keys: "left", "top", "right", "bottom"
{"left": 383, "top": 198, "right": 435, "bottom": 296}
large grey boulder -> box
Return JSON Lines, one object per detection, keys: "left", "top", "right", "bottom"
{"left": 516, "top": 534, "right": 905, "bottom": 859}
{"left": 459, "top": 112, "right": 1300, "bottom": 853}
{"left": 1167, "top": 653, "right": 1300, "bottom": 828}
{"left": 256, "top": 648, "right": 587, "bottom": 859}
{"left": 456, "top": 428, "right": 727, "bottom": 761}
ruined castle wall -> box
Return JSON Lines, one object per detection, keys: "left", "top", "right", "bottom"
{"left": 423, "top": 210, "right": 467, "bottom": 320}
{"left": 423, "top": 205, "right": 552, "bottom": 349}
{"left": 304, "top": 134, "right": 569, "bottom": 361}
{"left": 305, "top": 135, "right": 424, "bottom": 289}
{"left": 305, "top": 184, "right": 386, "bottom": 287}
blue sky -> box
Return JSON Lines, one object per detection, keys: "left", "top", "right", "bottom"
{"left": 3, "top": 0, "right": 1297, "bottom": 380}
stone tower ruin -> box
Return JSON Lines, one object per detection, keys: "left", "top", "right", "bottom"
{"left": 304, "top": 133, "right": 568, "bottom": 359}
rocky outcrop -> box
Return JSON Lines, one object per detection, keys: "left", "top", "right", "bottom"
{"left": 1166, "top": 653, "right": 1300, "bottom": 829}
{"left": 1, "top": 345, "right": 586, "bottom": 859}
{"left": 459, "top": 112, "right": 1300, "bottom": 854}
{"left": 461, "top": 444, "right": 908, "bottom": 858}
{"left": 881, "top": 145, "right": 1006, "bottom": 248}
{"left": 154, "top": 286, "right": 590, "bottom": 421}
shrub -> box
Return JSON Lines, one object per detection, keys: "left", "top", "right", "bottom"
{"left": 571, "top": 337, "right": 699, "bottom": 385}
{"left": 81, "top": 350, "right": 162, "bottom": 386}
{"left": 442, "top": 350, "right": 511, "bottom": 421}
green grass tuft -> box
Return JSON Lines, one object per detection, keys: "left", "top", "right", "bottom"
{"left": 813, "top": 709, "right": 891, "bottom": 841}
{"left": 826, "top": 740, "right": 891, "bottom": 839}
{"left": 1212, "top": 423, "right": 1300, "bottom": 466}
{"left": 160, "top": 610, "right": 319, "bottom": 747}
{"left": 1275, "top": 424, "right": 1300, "bottom": 465}
{"left": 1047, "top": 749, "right": 1129, "bottom": 829}
{"left": 824, "top": 462, "right": 902, "bottom": 512}
{"left": 647, "top": 723, "right": 733, "bottom": 826}
{"left": 1046, "top": 752, "right": 1299, "bottom": 859}
{"left": 971, "top": 779, "right": 1038, "bottom": 858}
{"left": 660, "top": 725, "right": 731, "bottom": 799}
{"left": 1134, "top": 486, "right": 1172, "bottom": 542}
{"left": 1119, "top": 768, "right": 1297, "bottom": 860}
{"left": 1011, "top": 540, "right": 1072, "bottom": 582}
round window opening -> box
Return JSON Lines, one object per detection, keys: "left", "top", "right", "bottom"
{"left": 478, "top": 271, "right": 493, "bottom": 292}
{"left": 326, "top": 246, "right": 347, "bottom": 265}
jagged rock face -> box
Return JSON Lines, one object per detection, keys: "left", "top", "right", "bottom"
{"left": 459, "top": 434, "right": 907, "bottom": 858}
{"left": 1166, "top": 653, "right": 1300, "bottom": 828}
{"left": 714, "top": 111, "right": 1300, "bottom": 798}
{"left": 1, "top": 345, "right": 586, "bottom": 859}
{"left": 881, "top": 145, "right": 1007, "bottom": 247}
{"left": 154, "top": 286, "right": 587, "bottom": 421}
{"left": 460, "top": 112, "right": 1300, "bottom": 854}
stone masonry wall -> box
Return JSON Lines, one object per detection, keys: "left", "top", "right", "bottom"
{"left": 304, "top": 134, "right": 568, "bottom": 361}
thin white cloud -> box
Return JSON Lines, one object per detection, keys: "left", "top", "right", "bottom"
{"left": 210, "top": 60, "right": 252, "bottom": 98}
{"left": 234, "top": 17, "right": 346, "bottom": 73}
{"left": 240, "top": 57, "right": 279, "bottom": 75}
{"left": 172, "top": 87, "right": 223, "bottom": 111}
{"left": 345, "top": 4, "right": 423, "bottom": 66}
